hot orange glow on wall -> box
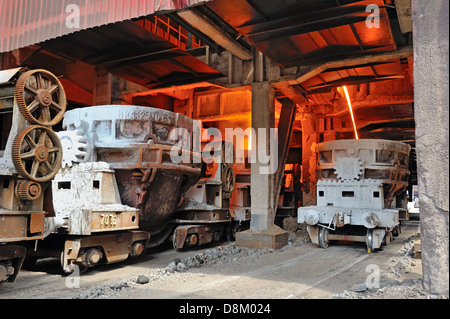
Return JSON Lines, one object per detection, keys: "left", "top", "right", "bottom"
{"left": 342, "top": 86, "right": 359, "bottom": 140}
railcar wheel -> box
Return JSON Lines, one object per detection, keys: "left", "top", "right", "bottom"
{"left": 226, "top": 222, "right": 239, "bottom": 242}
{"left": 382, "top": 231, "right": 392, "bottom": 247}
{"left": 366, "top": 229, "right": 376, "bottom": 253}
{"left": 172, "top": 230, "right": 181, "bottom": 251}
{"left": 318, "top": 227, "right": 329, "bottom": 249}
{"left": 60, "top": 252, "right": 88, "bottom": 275}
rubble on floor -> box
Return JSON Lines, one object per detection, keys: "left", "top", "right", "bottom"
{"left": 333, "top": 233, "right": 448, "bottom": 299}
{"left": 73, "top": 228, "right": 307, "bottom": 299}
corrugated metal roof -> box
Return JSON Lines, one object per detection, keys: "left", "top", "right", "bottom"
{"left": 37, "top": 19, "right": 223, "bottom": 89}
{"left": 0, "top": 0, "right": 207, "bottom": 53}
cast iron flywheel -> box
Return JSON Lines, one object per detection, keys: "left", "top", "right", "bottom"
{"left": 14, "top": 69, "right": 67, "bottom": 126}
{"left": 12, "top": 125, "right": 63, "bottom": 182}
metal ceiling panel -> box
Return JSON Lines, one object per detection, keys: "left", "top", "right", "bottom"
{"left": 207, "top": 0, "right": 397, "bottom": 67}
{"left": 36, "top": 19, "right": 222, "bottom": 89}
{"left": 0, "top": 0, "right": 208, "bottom": 53}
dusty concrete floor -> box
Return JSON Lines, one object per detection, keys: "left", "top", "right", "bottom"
{"left": 0, "top": 220, "right": 446, "bottom": 302}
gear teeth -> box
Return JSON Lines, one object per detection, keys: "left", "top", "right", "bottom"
{"left": 15, "top": 69, "right": 67, "bottom": 126}
{"left": 16, "top": 180, "right": 42, "bottom": 201}
{"left": 334, "top": 157, "right": 364, "bottom": 182}
{"left": 12, "top": 125, "right": 63, "bottom": 182}
{"left": 57, "top": 130, "right": 89, "bottom": 168}
{"left": 11, "top": 126, "right": 30, "bottom": 180}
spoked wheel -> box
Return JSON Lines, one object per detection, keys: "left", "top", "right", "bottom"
{"left": 222, "top": 166, "right": 236, "bottom": 193}
{"left": 14, "top": 69, "right": 67, "bottom": 126}
{"left": 318, "top": 227, "right": 329, "bottom": 249}
{"left": 12, "top": 125, "right": 62, "bottom": 182}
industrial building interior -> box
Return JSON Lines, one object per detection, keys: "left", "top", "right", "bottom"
{"left": 1, "top": 0, "right": 417, "bottom": 190}
{"left": 0, "top": 0, "right": 448, "bottom": 298}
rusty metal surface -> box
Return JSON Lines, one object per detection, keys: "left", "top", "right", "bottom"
{"left": 208, "top": 0, "right": 396, "bottom": 66}
{"left": 0, "top": 245, "right": 26, "bottom": 283}
{"left": 172, "top": 223, "right": 225, "bottom": 250}
{"left": 12, "top": 125, "right": 63, "bottom": 182}
{"left": 14, "top": 69, "right": 67, "bottom": 126}
{"left": 116, "top": 169, "right": 186, "bottom": 247}
{"left": 0, "top": 211, "right": 45, "bottom": 242}
{"left": 170, "top": 209, "right": 231, "bottom": 250}
{"left": 172, "top": 208, "right": 231, "bottom": 224}
{"left": 29, "top": 211, "right": 45, "bottom": 234}
{"left": 206, "top": 0, "right": 408, "bottom": 97}
{"left": 61, "top": 230, "right": 149, "bottom": 273}
{"left": 0, "top": 67, "right": 65, "bottom": 285}
{"left": 1, "top": 68, "right": 65, "bottom": 182}
{"left": 235, "top": 228, "right": 289, "bottom": 250}
{"left": 32, "top": 18, "right": 222, "bottom": 90}
{"left": 90, "top": 210, "right": 140, "bottom": 232}
{"left": 0, "top": 0, "right": 209, "bottom": 53}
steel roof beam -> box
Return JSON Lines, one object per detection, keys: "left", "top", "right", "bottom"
{"left": 295, "top": 46, "right": 413, "bottom": 84}
{"left": 177, "top": 9, "right": 253, "bottom": 61}
{"left": 248, "top": 16, "right": 369, "bottom": 43}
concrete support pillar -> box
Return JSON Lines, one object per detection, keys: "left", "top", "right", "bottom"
{"left": 236, "top": 82, "right": 289, "bottom": 249}
{"left": 249, "top": 82, "right": 276, "bottom": 232}
{"left": 301, "top": 111, "right": 319, "bottom": 207}
{"left": 412, "top": 0, "right": 449, "bottom": 296}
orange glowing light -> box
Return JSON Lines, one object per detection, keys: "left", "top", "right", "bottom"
{"left": 342, "top": 86, "right": 359, "bottom": 140}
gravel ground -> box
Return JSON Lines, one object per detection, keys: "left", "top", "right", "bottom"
{"left": 72, "top": 228, "right": 309, "bottom": 299}
{"left": 333, "top": 233, "right": 448, "bottom": 299}
{"left": 71, "top": 225, "right": 448, "bottom": 300}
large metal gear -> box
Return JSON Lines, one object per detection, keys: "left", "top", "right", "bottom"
{"left": 334, "top": 157, "right": 364, "bottom": 182}
{"left": 12, "top": 125, "right": 63, "bottom": 182}
{"left": 14, "top": 69, "right": 67, "bottom": 126}
{"left": 57, "top": 130, "right": 90, "bottom": 168}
